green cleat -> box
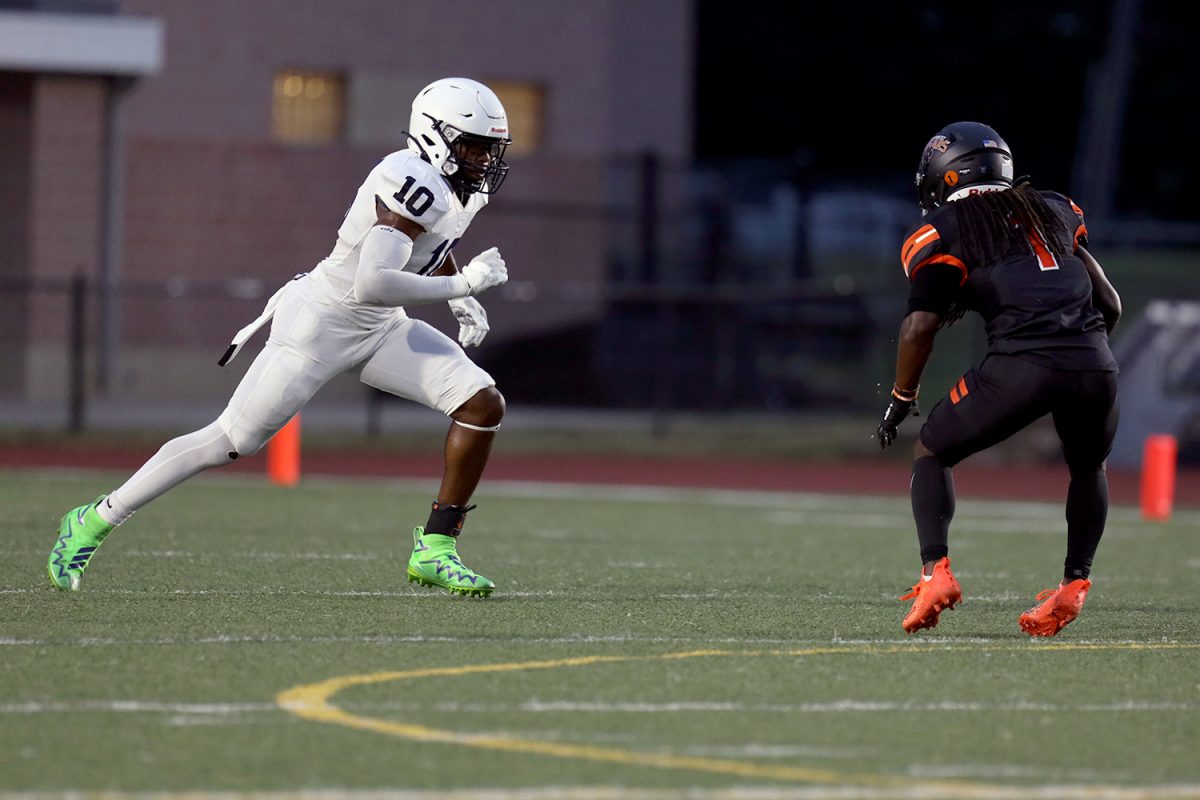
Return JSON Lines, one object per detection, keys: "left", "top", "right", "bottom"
{"left": 48, "top": 496, "right": 114, "bottom": 591}
{"left": 406, "top": 526, "right": 494, "bottom": 597}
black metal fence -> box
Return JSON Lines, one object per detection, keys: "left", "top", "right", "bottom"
{"left": 6, "top": 152, "right": 1199, "bottom": 441}
{"left": 0, "top": 270, "right": 903, "bottom": 435}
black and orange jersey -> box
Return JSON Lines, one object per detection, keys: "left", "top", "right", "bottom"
{"left": 899, "top": 190, "right": 1116, "bottom": 371}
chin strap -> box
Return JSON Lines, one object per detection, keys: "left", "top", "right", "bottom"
{"left": 403, "top": 130, "right": 433, "bottom": 164}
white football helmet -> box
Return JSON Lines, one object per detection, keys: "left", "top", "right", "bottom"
{"left": 407, "top": 77, "right": 511, "bottom": 195}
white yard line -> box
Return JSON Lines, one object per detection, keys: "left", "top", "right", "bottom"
{"left": 0, "top": 588, "right": 558, "bottom": 598}
{"left": 0, "top": 701, "right": 276, "bottom": 714}
{"left": 21, "top": 467, "right": 1200, "bottom": 525}
{"left": 762, "top": 510, "right": 1140, "bottom": 537}
{"left": 3, "top": 698, "right": 1193, "bottom": 716}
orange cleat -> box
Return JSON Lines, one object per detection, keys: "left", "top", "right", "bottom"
{"left": 900, "top": 556, "right": 963, "bottom": 633}
{"left": 1019, "top": 578, "right": 1091, "bottom": 637}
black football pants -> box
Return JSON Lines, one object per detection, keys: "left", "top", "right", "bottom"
{"left": 913, "top": 354, "right": 1119, "bottom": 577}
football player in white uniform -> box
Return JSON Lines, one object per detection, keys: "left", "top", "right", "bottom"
{"left": 48, "top": 78, "right": 512, "bottom": 597}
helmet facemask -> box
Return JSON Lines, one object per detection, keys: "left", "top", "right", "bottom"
{"left": 431, "top": 120, "right": 510, "bottom": 195}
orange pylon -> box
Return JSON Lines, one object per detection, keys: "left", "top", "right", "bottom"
{"left": 1140, "top": 434, "right": 1177, "bottom": 521}
{"left": 267, "top": 414, "right": 301, "bottom": 487}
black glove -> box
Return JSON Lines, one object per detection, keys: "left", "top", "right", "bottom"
{"left": 877, "top": 391, "right": 919, "bottom": 449}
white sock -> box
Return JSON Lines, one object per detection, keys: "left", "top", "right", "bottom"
{"left": 103, "top": 420, "right": 238, "bottom": 515}
{"left": 96, "top": 493, "right": 135, "bottom": 526}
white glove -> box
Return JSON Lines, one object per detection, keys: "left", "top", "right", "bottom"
{"left": 448, "top": 296, "right": 489, "bottom": 347}
{"left": 460, "top": 247, "right": 507, "bottom": 296}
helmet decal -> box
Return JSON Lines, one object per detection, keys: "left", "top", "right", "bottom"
{"left": 915, "top": 121, "right": 1013, "bottom": 212}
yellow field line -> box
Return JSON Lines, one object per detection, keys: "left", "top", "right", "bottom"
{"left": 276, "top": 642, "right": 1200, "bottom": 792}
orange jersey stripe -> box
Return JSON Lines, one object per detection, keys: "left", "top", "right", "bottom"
{"left": 1027, "top": 228, "right": 1058, "bottom": 269}
{"left": 957, "top": 377, "right": 969, "bottom": 398}
{"left": 1068, "top": 198, "right": 1087, "bottom": 249}
{"left": 909, "top": 253, "right": 968, "bottom": 285}
{"left": 950, "top": 386, "right": 961, "bottom": 405}
{"left": 902, "top": 224, "right": 939, "bottom": 276}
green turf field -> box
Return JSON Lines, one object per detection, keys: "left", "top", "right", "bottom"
{"left": 2, "top": 468, "right": 1198, "bottom": 799}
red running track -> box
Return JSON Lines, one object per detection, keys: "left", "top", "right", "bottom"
{"left": 2, "top": 443, "right": 1197, "bottom": 508}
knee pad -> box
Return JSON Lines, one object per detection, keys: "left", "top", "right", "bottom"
{"left": 192, "top": 420, "right": 241, "bottom": 466}
{"left": 217, "top": 417, "right": 267, "bottom": 458}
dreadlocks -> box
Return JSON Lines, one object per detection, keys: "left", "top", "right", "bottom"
{"left": 935, "top": 184, "right": 1071, "bottom": 327}
{"left": 953, "top": 183, "right": 1070, "bottom": 266}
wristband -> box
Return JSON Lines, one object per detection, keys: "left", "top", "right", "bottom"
{"left": 891, "top": 384, "right": 919, "bottom": 402}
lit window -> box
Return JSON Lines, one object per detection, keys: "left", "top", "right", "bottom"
{"left": 487, "top": 80, "right": 544, "bottom": 155}
{"left": 272, "top": 70, "right": 345, "bottom": 144}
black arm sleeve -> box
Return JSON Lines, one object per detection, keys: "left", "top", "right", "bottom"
{"left": 906, "top": 263, "right": 962, "bottom": 317}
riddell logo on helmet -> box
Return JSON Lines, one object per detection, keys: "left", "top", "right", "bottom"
{"left": 946, "top": 184, "right": 1009, "bottom": 203}
{"left": 489, "top": 126, "right": 507, "bottom": 135}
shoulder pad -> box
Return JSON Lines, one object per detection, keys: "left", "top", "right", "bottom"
{"left": 1039, "top": 190, "right": 1088, "bottom": 249}
{"left": 902, "top": 222, "right": 939, "bottom": 277}
{"left": 376, "top": 152, "right": 453, "bottom": 224}
{"left": 901, "top": 209, "right": 967, "bottom": 285}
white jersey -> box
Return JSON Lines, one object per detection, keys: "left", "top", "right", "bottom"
{"left": 309, "top": 149, "right": 489, "bottom": 324}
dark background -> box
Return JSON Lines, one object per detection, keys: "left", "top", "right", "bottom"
{"left": 695, "top": 1, "right": 1194, "bottom": 221}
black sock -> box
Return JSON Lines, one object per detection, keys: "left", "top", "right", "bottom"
{"left": 425, "top": 501, "right": 477, "bottom": 537}
{"left": 1064, "top": 466, "right": 1108, "bottom": 581}
{"left": 911, "top": 455, "right": 955, "bottom": 565}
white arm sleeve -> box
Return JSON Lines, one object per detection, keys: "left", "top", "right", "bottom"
{"left": 353, "top": 225, "right": 469, "bottom": 306}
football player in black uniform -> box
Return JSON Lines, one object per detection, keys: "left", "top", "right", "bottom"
{"left": 877, "top": 122, "right": 1121, "bottom": 636}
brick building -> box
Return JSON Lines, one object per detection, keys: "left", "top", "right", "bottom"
{"left": 0, "top": 0, "right": 693, "bottom": 418}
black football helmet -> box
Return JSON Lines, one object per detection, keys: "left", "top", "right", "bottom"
{"left": 915, "top": 122, "right": 1014, "bottom": 213}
